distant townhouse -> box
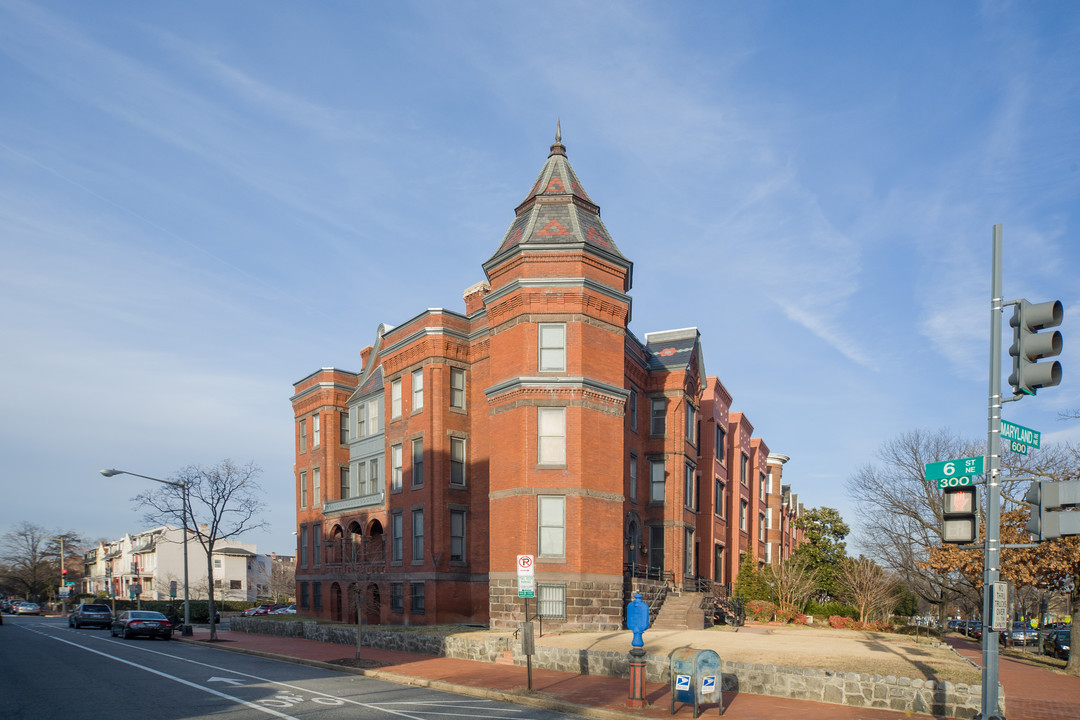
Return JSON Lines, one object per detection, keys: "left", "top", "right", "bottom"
{"left": 291, "top": 129, "right": 806, "bottom": 632}
{"left": 81, "top": 525, "right": 272, "bottom": 603}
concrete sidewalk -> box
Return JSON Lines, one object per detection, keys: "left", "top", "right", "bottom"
{"left": 179, "top": 627, "right": 950, "bottom": 719}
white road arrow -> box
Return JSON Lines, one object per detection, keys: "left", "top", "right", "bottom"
{"left": 207, "top": 676, "right": 246, "bottom": 686}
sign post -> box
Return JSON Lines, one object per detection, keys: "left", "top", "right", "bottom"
{"left": 516, "top": 554, "right": 536, "bottom": 690}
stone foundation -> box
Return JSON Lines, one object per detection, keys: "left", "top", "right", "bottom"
{"left": 230, "top": 619, "right": 999, "bottom": 719}
{"left": 487, "top": 575, "right": 624, "bottom": 632}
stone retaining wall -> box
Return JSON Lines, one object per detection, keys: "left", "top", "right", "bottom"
{"left": 229, "top": 619, "right": 997, "bottom": 719}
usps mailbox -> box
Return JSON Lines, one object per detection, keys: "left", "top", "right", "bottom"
{"left": 669, "top": 647, "right": 722, "bottom": 717}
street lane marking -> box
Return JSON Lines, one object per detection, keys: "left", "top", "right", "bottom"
{"left": 18, "top": 625, "right": 299, "bottom": 719}
{"left": 27, "top": 625, "right": 540, "bottom": 720}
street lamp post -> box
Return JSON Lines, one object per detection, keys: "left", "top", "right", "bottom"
{"left": 100, "top": 468, "right": 191, "bottom": 635}
{"left": 52, "top": 536, "right": 66, "bottom": 615}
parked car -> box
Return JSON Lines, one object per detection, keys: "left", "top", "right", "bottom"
{"left": 110, "top": 610, "right": 173, "bottom": 640}
{"left": 269, "top": 604, "right": 296, "bottom": 615}
{"left": 963, "top": 621, "right": 983, "bottom": 639}
{"left": 242, "top": 604, "right": 274, "bottom": 617}
{"left": 1000, "top": 621, "right": 1039, "bottom": 646}
{"left": 69, "top": 603, "right": 113, "bottom": 629}
{"left": 1043, "top": 628, "right": 1071, "bottom": 660}
{"left": 14, "top": 602, "right": 41, "bottom": 615}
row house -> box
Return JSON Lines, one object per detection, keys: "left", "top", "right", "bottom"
{"left": 292, "top": 129, "right": 807, "bottom": 631}
{"left": 81, "top": 525, "right": 271, "bottom": 602}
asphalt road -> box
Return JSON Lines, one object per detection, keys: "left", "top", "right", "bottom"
{"left": 0, "top": 615, "right": 586, "bottom": 720}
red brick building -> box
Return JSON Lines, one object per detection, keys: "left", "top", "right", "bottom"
{"left": 291, "top": 129, "right": 805, "bottom": 631}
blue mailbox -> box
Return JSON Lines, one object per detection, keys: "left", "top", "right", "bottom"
{"left": 670, "top": 647, "right": 723, "bottom": 717}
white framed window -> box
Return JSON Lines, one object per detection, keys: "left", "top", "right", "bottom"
{"left": 339, "top": 467, "right": 349, "bottom": 500}
{"left": 629, "top": 453, "right": 638, "bottom": 501}
{"left": 312, "top": 467, "right": 320, "bottom": 506}
{"left": 412, "top": 369, "right": 424, "bottom": 411}
{"left": 412, "top": 438, "right": 424, "bottom": 486}
{"left": 391, "top": 379, "right": 402, "bottom": 418}
{"left": 369, "top": 399, "right": 381, "bottom": 434}
{"left": 537, "top": 407, "right": 566, "bottom": 465}
{"left": 312, "top": 414, "right": 320, "bottom": 446}
{"left": 313, "top": 524, "right": 321, "bottom": 567}
{"left": 391, "top": 444, "right": 403, "bottom": 492}
{"left": 766, "top": 508, "right": 773, "bottom": 530}
{"left": 450, "top": 509, "right": 466, "bottom": 562}
{"left": 357, "top": 462, "right": 367, "bottom": 496}
{"left": 369, "top": 457, "right": 380, "bottom": 494}
{"left": 450, "top": 367, "right": 466, "bottom": 410}
{"left": 340, "top": 412, "right": 349, "bottom": 444}
{"left": 650, "top": 398, "right": 666, "bottom": 436}
{"left": 356, "top": 402, "right": 367, "bottom": 438}
{"left": 299, "top": 419, "right": 307, "bottom": 452}
{"left": 450, "top": 437, "right": 466, "bottom": 486}
{"left": 538, "top": 323, "right": 566, "bottom": 371}
{"left": 300, "top": 526, "right": 308, "bottom": 569}
{"left": 759, "top": 473, "right": 766, "bottom": 500}
{"left": 299, "top": 471, "right": 307, "bottom": 509}
{"left": 759, "top": 514, "right": 766, "bottom": 541}
{"left": 411, "top": 509, "right": 424, "bottom": 563}
{"left": 741, "top": 454, "right": 749, "bottom": 485}
{"left": 628, "top": 389, "right": 638, "bottom": 432}
{"left": 716, "top": 426, "right": 726, "bottom": 464}
{"left": 649, "top": 459, "right": 665, "bottom": 503}
{"left": 538, "top": 495, "right": 565, "bottom": 558}
{"left": 740, "top": 500, "right": 748, "bottom": 531}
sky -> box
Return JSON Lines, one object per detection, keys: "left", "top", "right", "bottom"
{"left": 1, "top": 1, "right": 1079, "bottom": 560}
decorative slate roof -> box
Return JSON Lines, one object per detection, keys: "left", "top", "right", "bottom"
{"left": 643, "top": 328, "right": 703, "bottom": 372}
{"left": 485, "top": 124, "right": 627, "bottom": 269}
{"left": 357, "top": 365, "right": 384, "bottom": 396}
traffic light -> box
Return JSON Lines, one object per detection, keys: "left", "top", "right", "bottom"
{"left": 942, "top": 485, "right": 978, "bottom": 544}
{"left": 1009, "top": 299, "right": 1063, "bottom": 397}
{"left": 1025, "top": 479, "right": 1080, "bottom": 541}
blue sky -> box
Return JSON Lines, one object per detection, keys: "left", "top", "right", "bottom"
{"left": 1, "top": 1, "right": 1078, "bottom": 558}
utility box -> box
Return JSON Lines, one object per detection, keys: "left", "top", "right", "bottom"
{"left": 670, "top": 647, "right": 723, "bottom": 717}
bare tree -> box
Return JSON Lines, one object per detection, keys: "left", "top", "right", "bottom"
{"left": 0, "top": 522, "right": 81, "bottom": 602}
{"left": 846, "top": 429, "right": 988, "bottom": 626}
{"left": 759, "top": 554, "right": 819, "bottom": 612}
{"left": 837, "top": 556, "right": 899, "bottom": 624}
{"left": 135, "top": 459, "right": 266, "bottom": 640}
{"left": 268, "top": 556, "right": 296, "bottom": 603}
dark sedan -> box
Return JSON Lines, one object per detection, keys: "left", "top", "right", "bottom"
{"left": 110, "top": 610, "right": 173, "bottom": 640}
{"left": 1043, "top": 628, "right": 1071, "bottom": 660}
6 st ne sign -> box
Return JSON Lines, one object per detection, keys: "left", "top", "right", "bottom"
{"left": 926, "top": 456, "right": 984, "bottom": 489}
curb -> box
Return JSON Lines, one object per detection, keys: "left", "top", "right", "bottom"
{"left": 175, "top": 637, "right": 645, "bottom": 720}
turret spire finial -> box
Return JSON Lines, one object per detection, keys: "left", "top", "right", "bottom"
{"left": 549, "top": 119, "right": 566, "bottom": 157}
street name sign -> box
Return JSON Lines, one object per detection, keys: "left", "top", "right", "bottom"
{"left": 1001, "top": 420, "right": 1040, "bottom": 456}
{"left": 926, "top": 456, "right": 985, "bottom": 489}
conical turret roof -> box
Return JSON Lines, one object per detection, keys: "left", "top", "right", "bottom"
{"left": 484, "top": 124, "right": 628, "bottom": 273}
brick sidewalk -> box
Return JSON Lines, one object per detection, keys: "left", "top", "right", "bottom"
{"left": 182, "top": 628, "right": 949, "bottom": 719}
{"left": 944, "top": 636, "right": 1080, "bottom": 720}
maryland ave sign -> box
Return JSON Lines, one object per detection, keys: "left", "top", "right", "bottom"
{"left": 1000, "top": 420, "right": 1040, "bottom": 455}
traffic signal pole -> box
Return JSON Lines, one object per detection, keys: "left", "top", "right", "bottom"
{"left": 980, "top": 224, "right": 1004, "bottom": 720}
